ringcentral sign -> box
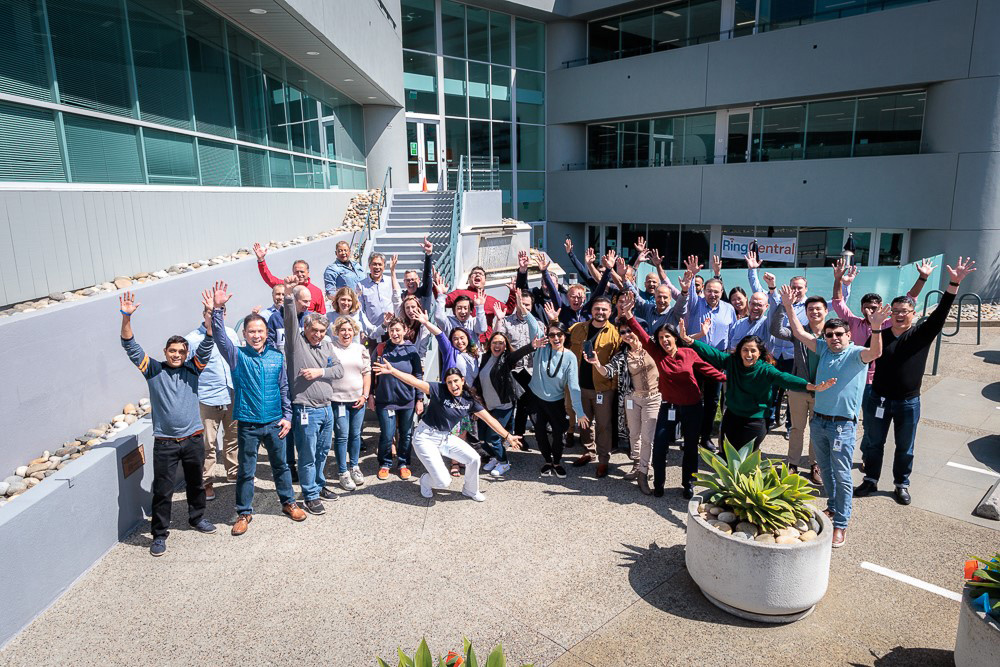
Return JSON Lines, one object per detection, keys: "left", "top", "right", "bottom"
{"left": 721, "top": 235, "right": 797, "bottom": 264}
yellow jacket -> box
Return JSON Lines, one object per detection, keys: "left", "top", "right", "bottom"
{"left": 568, "top": 320, "right": 621, "bottom": 393}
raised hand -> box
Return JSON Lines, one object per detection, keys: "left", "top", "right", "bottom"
{"left": 868, "top": 303, "right": 891, "bottom": 329}
{"left": 648, "top": 249, "right": 663, "bottom": 267}
{"left": 711, "top": 254, "right": 722, "bottom": 276}
{"left": 388, "top": 253, "right": 398, "bottom": 272}
{"left": 810, "top": 378, "right": 837, "bottom": 393}
{"left": 536, "top": 251, "right": 551, "bottom": 273}
{"left": 120, "top": 291, "right": 140, "bottom": 316}
{"left": 283, "top": 274, "right": 300, "bottom": 287}
{"left": 946, "top": 256, "right": 976, "bottom": 283}
{"left": 200, "top": 288, "right": 214, "bottom": 313}
{"left": 842, "top": 264, "right": 859, "bottom": 286}
{"left": 684, "top": 254, "right": 703, "bottom": 275}
{"left": 421, "top": 236, "right": 433, "bottom": 255}
{"left": 518, "top": 249, "right": 529, "bottom": 272}
{"left": 699, "top": 316, "right": 712, "bottom": 339}
{"left": 493, "top": 301, "right": 507, "bottom": 321}
{"left": 779, "top": 284, "right": 794, "bottom": 307}
{"left": 372, "top": 359, "right": 396, "bottom": 376}
{"left": 915, "top": 257, "right": 936, "bottom": 280}
{"left": 832, "top": 257, "right": 847, "bottom": 281}
{"left": 412, "top": 309, "right": 429, "bottom": 325}
{"left": 584, "top": 247, "right": 597, "bottom": 265}
{"left": 614, "top": 255, "right": 626, "bottom": 276}
{"left": 433, "top": 273, "right": 449, "bottom": 295}
{"left": 474, "top": 288, "right": 487, "bottom": 308}
{"left": 679, "top": 270, "right": 693, "bottom": 293}
{"left": 617, "top": 290, "right": 635, "bottom": 318}
{"left": 543, "top": 301, "right": 560, "bottom": 323}
{"left": 382, "top": 311, "right": 393, "bottom": 327}
{"left": 677, "top": 319, "right": 693, "bottom": 344}
{"left": 251, "top": 305, "right": 262, "bottom": 314}
{"left": 211, "top": 281, "right": 232, "bottom": 309}
{"left": 531, "top": 335, "right": 548, "bottom": 350}
{"left": 762, "top": 272, "right": 776, "bottom": 290}
{"left": 564, "top": 237, "right": 573, "bottom": 256}
{"left": 252, "top": 242, "right": 267, "bottom": 261}
{"left": 745, "top": 251, "right": 762, "bottom": 269}
{"left": 634, "top": 236, "right": 647, "bottom": 255}
{"left": 507, "top": 276, "right": 516, "bottom": 292}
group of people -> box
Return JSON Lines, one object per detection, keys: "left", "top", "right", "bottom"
{"left": 119, "top": 232, "right": 976, "bottom": 555}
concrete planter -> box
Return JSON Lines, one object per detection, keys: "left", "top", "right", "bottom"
{"left": 685, "top": 497, "right": 833, "bottom": 623}
{"left": 955, "top": 586, "right": 1000, "bottom": 667}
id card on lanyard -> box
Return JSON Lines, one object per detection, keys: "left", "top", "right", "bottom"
{"left": 875, "top": 397, "right": 886, "bottom": 419}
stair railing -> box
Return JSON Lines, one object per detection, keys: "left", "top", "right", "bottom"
{"left": 436, "top": 155, "right": 465, "bottom": 286}
{"left": 921, "top": 289, "right": 983, "bottom": 375}
{"left": 352, "top": 165, "right": 392, "bottom": 262}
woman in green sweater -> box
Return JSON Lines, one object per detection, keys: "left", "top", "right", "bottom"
{"left": 681, "top": 318, "right": 836, "bottom": 450}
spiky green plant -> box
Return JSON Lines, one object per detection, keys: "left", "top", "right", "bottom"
{"left": 377, "top": 637, "right": 532, "bottom": 667}
{"left": 692, "top": 440, "right": 819, "bottom": 533}
{"left": 967, "top": 554, "right": 1000, "bottom": 615}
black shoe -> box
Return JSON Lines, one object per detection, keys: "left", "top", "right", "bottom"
{"left": 319, "top": 487, "right": 338, "bottom": 500}
{"left": 190, "top": 518, "right": 217, "bottom": 534}
{"left": 653, "top": 488, "right": 664, "bottom": 498}
{"left": 894, "top": 487, "right": 911, "bottom": 505}
{"left": 150, "top": 538, "right": 166, "bottom": 557}
{"left": 853, "top": 480, "right": 877, "bottom": 497}
{"left": 540, "top": 463, "right": 553, "bottom": 477}
{"left": 703, "top": 439, "right": 718, "bottom": 454}
{"left": 304, "top": 499, "right": 325, "bottom": 515}
{"left": 553, "top": 465, "right": 567, "bottom": 479}
{"left": 682, "top": 487, "right": 694, "bottom": 500}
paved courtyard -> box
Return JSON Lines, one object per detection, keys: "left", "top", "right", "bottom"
{"left": 1, "top": 329, "right": 997, "bottom": 666}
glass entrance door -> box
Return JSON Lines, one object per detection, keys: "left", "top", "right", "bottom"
{"left": 726, "top": 109, "right": 753, "bottom": 163}
{"left": 406, "top": 119, "right": 442, "bottom": 191}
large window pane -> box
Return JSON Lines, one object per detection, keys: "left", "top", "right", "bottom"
{"left": 493, "top": 122, "right": 511, "bottom": 170}
{"left": 491, "top": 66, "right": 511, "bottom": 122}
{"left": 517, "top": 123, "right": 544, "bottom": 171}
{"left": 445, "top": 118, "right": 468, "bottom": 169}
{"left": 228, "top": 28, "right": 267, "bottom": 143}
{"left": 804, "top": 98, "right": 855, "bottom": 159}
{"left": 515, "top": 70, "right": 544, "bottom": 124}
{"left": 588, "top": 123, "right": 617, "bottom": 169}
{"left": 198, "top": 138, "right": 239, "bottom": 186}
{"left": 756, "top": 104, "right": 805, "bottom": 161}
{"left": 0, "top": 103, "right": 65, "bottom": 182}
{"left": 854, "top": 92, "right": 924, "bottom": 157}
{"left": 651, "top": 117, "right": 677, "bottom": 166}
{"left": 64, "top": 115, "right": 143, "bottom": 183}
{"left": 469, "top": 120, "right": 491, "bottom": 160}
{"left": 269, "top": 152, "right": 293, "bottom": 187}
{"left": 618, "top": 120, "right": 649, "bottom": 169}
{"left": 797, "top": 227, "right": 843, "bottom": 267}
{"left": 444, "top": 58, "right": 467, "bottom": 117}
{"left": 680, "top": 225, "right": 711, "bottom": 265}
{"left": 515, "top": 18, "right": 544, "bottom": 71}
{"left": 401, "top": 0, "right": 436, "bottom": 53}
{"left": 689, "top": 0, "right": 722, "bottom": 44}
{"left": 647, "top": 225, "right": 680, "bottom": 269}
{"left": 500, "top": 171, "right": 513, "bottom": 218}
{"left": 238, "top": 146, "right": 268, "bottom": 187}
{"left": 877, "top": 231, "right": 904, "bottom": 266}
{"left": 517, "top": 172, "right": 544, "bottom": 221}
{"left": 403, "top": 51, "right": 438, "bottom": 114}
{"left": 442, "top": 1, "right": 465, "bottom": 58}
{"left": 490, "top": 12, "right": 511, "bottom": 65}
{"left": 143, "top": 129, "right": 197, "bottom": 184}
{"left": 0, "top": 0, "right": 52, "bottom": 101}
{"left": 129, "top": 0, "right": 191, "bottom": 129}
{"left": 468, "top": 62, "right": 490, "bottom": 119}
{"left": 185, "top": 4, "right": 234, "bottom": 138}
{"left": 467, "top": 6, "right": 489, "bottom": 62}
{"left": 620, "top": 10, "right": 653, "bottom": 58}
{"left": 681, "top": 113, "right": 715, "bottom": 165}
{"left": 589, "top": 19, "right": 620, "bottom": 63}
{"left": 49, "top": 0, "right": 132, "bottom": 117}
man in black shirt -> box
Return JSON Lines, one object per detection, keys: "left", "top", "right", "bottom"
{"left": 854, "top": 257, "right": 976, "bottom": 505}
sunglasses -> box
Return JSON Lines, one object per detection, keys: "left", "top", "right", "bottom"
{"left": 824, "top": 331, "right": 847, "bottom": 339}
{"left": 547, "top": 331, "right": 564, "bottom": 338}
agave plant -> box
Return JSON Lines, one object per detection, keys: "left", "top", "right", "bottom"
{"left": 377, "top": 637, "right": 532, "bottom": 667}
{"left": 692, "top": 440, "right": 819, "bottom": 533}
{"left": 965, "top": 553, "right": 1000, "bottom": 616}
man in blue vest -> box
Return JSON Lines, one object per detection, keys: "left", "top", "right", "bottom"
{"left": 206, "top": 281, "right": 307, "bottom": 536}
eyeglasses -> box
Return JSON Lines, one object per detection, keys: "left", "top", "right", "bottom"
{"left": 824, "top": 331, "right": 847, "bottom": 338}
{"left": 547, "top": 332, "right": 564, "bottom": 338}
{"left": 890, "top": 309, "right": 914, "bottom": 316}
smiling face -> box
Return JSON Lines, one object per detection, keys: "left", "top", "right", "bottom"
{"left": 272, "top": 285, "right": 286, "bottom": 309}
{"left": 739, "top": 340, "right": 761, "bottom": 367}
{"left": 451, "top": 329, "right": 469, "bottom": 353}
{"left": 520, "top": 293, "right": 534, "bottom": 312}
{"left": 404, "top": 270, "right": 420, "bottom": 293}
{"left": 806, "top": 301, "right": 827, "bottom": 325}
{"left": 824, "top": 325, "right": 850, "bottom": 352}
{"left": 861, "top": 299, "right": 882, "bottom": 322}
{"left": 703, "top": 280, "right": 723, "bottom": 308}
{"left": 749, "top": 293, "right": 768, "bottom": 320}
{"left": 654, "top": 285, "right": 672, "bottom": 312}
{"left": 453, "top": 297, "right": 471, "bottom": 321}
{"left": 790, "top": 277, "right": 808, "bottom": 303}
{"left": 244, "top": 319, "right": 267, "bottom": 351}
{"left": 336, "top": 242, "right": 351, "bottom": 262}
{"left": 489, "top": 333, "right": 507, "bottom": 356}
{"left": 292, "top": 261, "right": 309, "bottom": 284}
{"left": 293, "top": 286, "right": 311, "bottom": 313}
{"left": 694, "top": 276, "right": 704, "bottom": 293}
{"left": 619, "top": 327, "right": 638, "bottom": 349}
{"left": 445, "top": 373, "right": 465, "bottom": 397}
{"left": 547, "top": 327, "right": 565, "bottom": 350}
{"left": 730, "top": 291, "right": 747, "bottom": 316}
{"left": 387, "top": 322, "right": 405, "bottom": 344}
{"left": 304, "top": 322, "right": 326, "bottom": 346}
{"left": 644, "top": 273, "right": 660, "bottom": 293}
{"left": 568, "top": 286, "right": 585, "bottom": 310}
{"left": 891, "top": 301, "right": 917, "bottom": 329}
{"left": 657, "top": 329, "right": 677, "bottom": 356}
{"left": 468, "top": 267, "right": 486, "bottom": 289}
{"left": 402, "top": 298, "right": 422, "bottom": 322}
{"left": 337, "top": 322, "right": 354, "bottom": 345}
{"left": 337, "top": 293, "right": 354, "bottom": 314}
{"left": 591, "top": 301, "right": 611, "bottom": 325}
{"left": 368, "top": 255, "right": 385, "bottom": 281}
{"left": 163, "top": 342, "right": 188, "bottom": 368}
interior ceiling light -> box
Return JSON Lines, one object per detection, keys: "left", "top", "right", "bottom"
{"left": 367, "top": 96, "right": 377, "bottom": 99}
{"left": 175, "top": 9, "right": 193, "bottom": 15}
{"left": 306, "top": 51, "right": 320, "bottom": 55}
{"left": 663, "top": 10, "right": 681, "bottom": 17}
{"left": 249, "top": 8, "right": 267, "bottom": 14}
{"left": 343, "top": 78, "right": 354, "bottom": 82}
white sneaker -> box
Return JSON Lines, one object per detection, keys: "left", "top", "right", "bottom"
{"left": 339, "top": 472, "right": 356, "bottom": 491}
{"left": 483, "top": 458, "right": 499, "bottom": 472}
{"left": 462, "top": 489, "right": 486, "bottom": 502}
{"left": 490, "top": 462, "right": 511, "bottom": 478}
{"left": 350, "top": 466, "right": 365, "bottom": 486}
{"left": 419, "top": 473, "right": 433, "bottom": 499}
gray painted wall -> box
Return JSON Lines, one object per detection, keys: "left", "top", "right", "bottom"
{"left": 364, "top": 106, "right": 409, "bottom": 190}
{"left": 0, "top": 233, "right": 352, "bottom": 477}
{"left": 0, "top": 188, "right": 357, "bottom": 306}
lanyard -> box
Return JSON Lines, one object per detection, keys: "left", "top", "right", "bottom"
{"left": 545, "top": 347, "right": 565, "bottom": 378}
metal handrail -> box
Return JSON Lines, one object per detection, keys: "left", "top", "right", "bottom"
{"left": 921, "top": 289, "right": 982, "bottom": 375}
{"left": 351, "top": 165, "right": 392, "bottom": 262}
{"left": 437, "top": 155, "right": 465, "bottom": 287}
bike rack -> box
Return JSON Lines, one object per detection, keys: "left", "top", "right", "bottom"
{"left": 921, "top": 289, "right": 982, "bottom": 375}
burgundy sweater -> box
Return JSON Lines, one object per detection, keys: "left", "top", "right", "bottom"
{"left": 627, "top": 316, "right": 727, "bottom": 405}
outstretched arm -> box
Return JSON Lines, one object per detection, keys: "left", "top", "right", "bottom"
{"left": 372, "top": 359, "right": 431, "bottom": 395}
{"left": 908, "top": 258, "right": 935, "bottom": 300}
{"left": 415, "top": 238, "right": 434, "bottom": 299}
{"left": 859, "top": 305, "right": 890, "bottom": 364}
{"left": 253, "top": 243, "right": 281, "bottom": 288}
{"left": 207, "top": 282, "right": 237, "bottom": 369}
{"left": 780, "top": 285, "right": 817, "bottom": 353}
{"left": 474, "top": 408, "right": 522, "bottom": 449}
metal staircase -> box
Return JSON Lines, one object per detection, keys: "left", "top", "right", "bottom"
{"left": 372, "top": 191, "right": 454, "bottom": 275}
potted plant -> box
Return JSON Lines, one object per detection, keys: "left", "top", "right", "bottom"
{"left": 685, "top": 441, "right": 833, "bottom": 623}
{"left": 955, "top": 554, "right": 1000, "bottom": 667}
{"left": 377, "top": 637, "right": 531, "bottom": 667}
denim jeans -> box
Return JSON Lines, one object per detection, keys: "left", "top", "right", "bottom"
{"left": 235, "top": 421, "right": 295, "bottom": 514}
{"left": 810, "top": 416, "right": 856, "bottom": 530}
{"left": 376, "top": 406, "right": 415, "bottom": 468}
{"left": 860, "top": 390, "right": 920, "bottom": 488}
{"left": 480, "top": 405, "right": 513, "bottom": 463}
{"left": 652, "top": 401, "right": 702, "bottom": 493}
{"left": 333, "top": 401, "right": 366, "bottom": 474}
{"left": 293, "top": 404, "right": 334, "bottom": 501}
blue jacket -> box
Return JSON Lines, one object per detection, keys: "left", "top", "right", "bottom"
{"left": 371, "top": 340, "right": 424, "bottom": 409}
{"left": 213, "top": 309, "right": 291, "bottom": 424}
{"left": 325, "top": 258, "right": 366, "bottom": 293}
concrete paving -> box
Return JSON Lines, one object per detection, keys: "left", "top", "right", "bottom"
{"left": 1, "top": 331, "right": 997, "bottom": 666}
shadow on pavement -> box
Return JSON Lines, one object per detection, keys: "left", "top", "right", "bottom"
{"left": 849, "top": 646, "right": 954, "bottom": 666}
{"left": 967, "top": 434, "right": 1000, "bottom": 470}
{"left": 981, "top": 380, "right": 1000, "bottom": 401}
{"left": 973, "top": 349, "right": 999, "bottom": 365}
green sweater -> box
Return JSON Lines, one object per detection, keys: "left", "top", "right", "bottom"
{"left": 691, "top": 340, "right": 809, "bottom": 418}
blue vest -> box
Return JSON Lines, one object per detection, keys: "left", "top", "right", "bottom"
{"left": 232, "top": 345, "right": 284, "bottom": 424}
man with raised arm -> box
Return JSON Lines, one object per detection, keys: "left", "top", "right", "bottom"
{"left": 324, "top": 240, "right": 366, "bottom": 294}
{"left": 207, "top": 281, "right": 307, "bottom": 536}
{"left": 779, "top": 284, "right": 888, "bottom": 548}
{"left": 854, "top": 257, "right": 976, "bottom": 506}
{"left": 119, "top": 292, "right": 217, "bottom": 557}
{"left": 252, "top": 242, "right": 325, "bottom": 314}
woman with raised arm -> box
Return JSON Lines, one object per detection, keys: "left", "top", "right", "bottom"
{"left": 372, "top": 361, "right": 521, "bottom": 502}
{"left": 682, "top": 314, "right": 836, "bottom": 452}
{"left": 613, "top": 289, "right": 727, "bottom": 498}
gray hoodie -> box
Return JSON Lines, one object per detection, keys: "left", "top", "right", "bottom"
{"left": 284, "top": 292, "right": 345, "bottom": 407}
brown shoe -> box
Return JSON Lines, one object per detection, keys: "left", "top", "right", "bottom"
{"left": 572, "top": 453, "right": 594, "bottom": 468}
{"left": 596, "top": 463, "right": 609, "bottom": 478}
{"left": 204, "top": 482, "right": 216, "bottom": 502}
{"left": 282, "top": 502, "right": 307, "bottom": 522}
{"left": 231, "top": 513, "right": 252, "bottom": 536}
{"left": 638, "top": 473, "right": 652, "bottom": 495}
{"left": 810, "top": 463, "right": 823, "bottom": 486}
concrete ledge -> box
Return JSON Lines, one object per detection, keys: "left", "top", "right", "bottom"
{"left": 0, "top": 418, "right": 153, "bottom": 649}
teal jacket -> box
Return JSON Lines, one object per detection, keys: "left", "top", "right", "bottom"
{"left": 213, "top": 309, "right": 291, "bottom": 424}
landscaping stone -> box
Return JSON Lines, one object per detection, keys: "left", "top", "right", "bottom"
{"left": 732, "top": 531, "right": 752, "bottom": 540}
{"left": 809, "top": 516, "right": 821, "bottom": 533}
{"left": 734, "top": 522, "right": 758, "bottom": 537}
{"left": 708, "top": 520, "right": 732, "bottom": 534}
{"left": 708, "top": 506, "right": 723, "bottom": 516}
{"left": 777, "top": 527, "right": 801, "bottom": 539}
{"left": 14, "top": 466, "right": 27, "bottom": 477}
{"left": 113, "top": 277, "right": 132, "bottom": 289}
{"left": 6, "top": 480, "right": 26, "bottom": 495}
{"left": 794, "top": 518, "right": 810, "bottom": 532}
{"left": 799, "top": 530, "right": 818, "bottom": 542}
{"left": 0, "top": 482, "right": 8, "bottom": 496}
{"left": 775, "top": 535, "right": 800, "bottom": 545}
{"left": 717, "top": 511, "right": 738, "bottom": 524}
{"left": 754, "top": 533, "right": 776, "bottom": 544}
{"left": 48, "top": 292, "right": 67, "bottom": 302}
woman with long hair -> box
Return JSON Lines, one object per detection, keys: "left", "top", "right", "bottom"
{"left": 329, "top": 286, "right": 371, "bottom": 344}
{"left": 329, "top": 316, "right": 371, "bottom": 491}
{"left": 727, "top": 286, "right": 748, "bottom": 319}
{"left": 682, "top": 316, "right": 836, "bottom": 452}
{"left": 372, "top": 364, "right": 522, "bottom": 502}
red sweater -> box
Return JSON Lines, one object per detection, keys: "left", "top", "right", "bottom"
{"left": 258, "top": 259, "right": 326, "bottom": 314}
{"left": 627, "top": 316, "right": 726, "bottom": 405}
{"left": 443, "top": 287, "right": 517, "bottom": 342}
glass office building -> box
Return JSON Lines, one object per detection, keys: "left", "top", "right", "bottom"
{"left": 0, "top": 0, "right": 367, "bottom": 189}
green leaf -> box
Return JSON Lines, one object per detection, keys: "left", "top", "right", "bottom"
{"left": 376, "top": 658, "right": 392, "bottom": 667}
{"left": 484, "top": 645, "right": 506, "bottom": 667}
{"left": 398, "top": 648, "right": 415, "bottom": 667}
{"left": 415, "top": 640, "right": 433, "bottom": 667}
{"left": 466, "top": 641, "right": 479, "bottom": 667}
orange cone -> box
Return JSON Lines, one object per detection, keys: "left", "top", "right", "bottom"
{"left": 421, "top": 176, "right": 428, "bottom": 192}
